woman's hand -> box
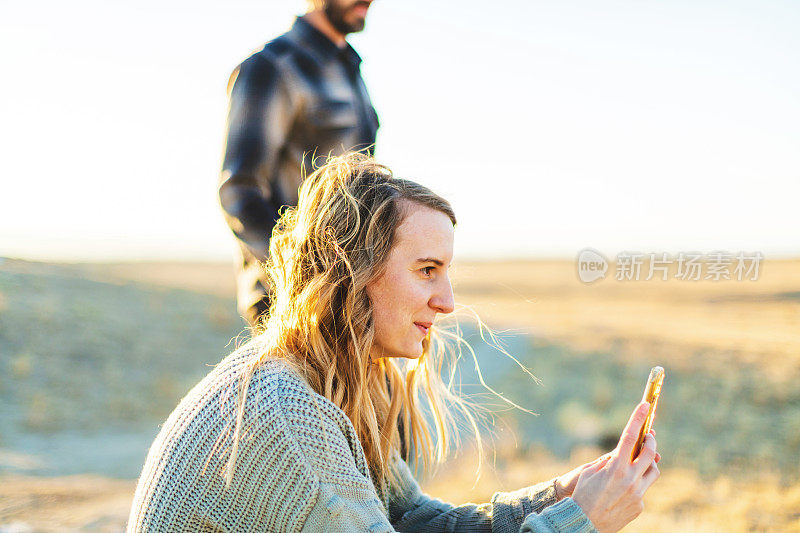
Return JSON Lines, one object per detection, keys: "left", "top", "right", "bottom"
{"left": 555, "top": 432, "right": 660, "bottom": 502}
{"left": 554, "top": 454, "right": 611, "bottom": 501}
{"left": 568, "top": 402, "right": 661, "bottom": 532}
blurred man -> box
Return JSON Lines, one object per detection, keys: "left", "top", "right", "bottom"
{"left": 220, "top": 0, "right": 379, "bottom": 324}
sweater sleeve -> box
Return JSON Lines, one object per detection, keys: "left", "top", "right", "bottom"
{"left": 388, "top": 456, "right": 598, "bottom": 533}
{"left": 295, "top": 440, "right": 596, "bottom": 533}
{"left": 296, "top": 444, "right": 597, "bottom": 532}
{"left": 258, "top": 372, "right": 597, "bottom": 533}
{"left": 268, "top": 375, "right": 395, "bottom": 532}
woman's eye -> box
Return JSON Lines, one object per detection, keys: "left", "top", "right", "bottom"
{"left": 421, "top": 266, "right": 434, "bottom": 277}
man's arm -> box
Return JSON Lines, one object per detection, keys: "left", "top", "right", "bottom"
{"left": 220, "top": 52, "right": 294, "bottom": 260}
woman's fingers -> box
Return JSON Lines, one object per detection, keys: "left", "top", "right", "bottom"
{"left": 640, "top": 460, "right": 661, "bottom": 493}
{"left": 616, "top": 402, "right": 651, "bottom": 462}
{"left": 632, "top": 433, "right": 658, "bottom": 477}
{"left": 592, "top": 452, "right": 613, "bottom": 465}
{"left": 586, "top": 455, "right": 612, "bottom": 474}
{"left": 649, "top": 430, "right": 660, "bottom": 461}
{"left": 570, "top": 411, "right": 662, "bottom": 530}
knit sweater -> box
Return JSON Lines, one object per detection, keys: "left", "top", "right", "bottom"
{"left": 127, "top": 342, "right": 597, "bottom": 532}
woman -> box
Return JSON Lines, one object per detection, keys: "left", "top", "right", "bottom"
{"left": 128, "top": 153, "right": 660, "bottom": 532}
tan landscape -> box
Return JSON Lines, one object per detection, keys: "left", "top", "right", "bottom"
{"left": 1, "top": 258, "right": 799, "bottom": 531}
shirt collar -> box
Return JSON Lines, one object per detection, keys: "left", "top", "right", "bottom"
{"left": 289, "top": 16, "right": 363, "bottom": 70}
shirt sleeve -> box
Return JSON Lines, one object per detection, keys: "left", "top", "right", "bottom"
{"left": 219, "top": 52, "right": 294, "bottom": 260}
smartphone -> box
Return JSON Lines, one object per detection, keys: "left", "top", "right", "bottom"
{"left": 632, "top": 366, "right": 665, "bottom": 462}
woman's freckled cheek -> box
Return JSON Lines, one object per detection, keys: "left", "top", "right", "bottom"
{"left": 371, "top": 268, "right": 405, "bottom": 309}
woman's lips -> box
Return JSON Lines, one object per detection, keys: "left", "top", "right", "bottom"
{"left": 415, "top": 322, "right": 431, "bottom": 335}
{"left": 351, "top": 3, "right": 369, "bottom": 18}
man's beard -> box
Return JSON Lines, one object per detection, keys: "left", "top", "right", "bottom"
{"left": 324, "top": 1, "right": 368, "bottom": 35}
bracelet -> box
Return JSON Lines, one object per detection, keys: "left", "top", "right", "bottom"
{"left": 552, "top": 478, "right": 562, "bottom": 502}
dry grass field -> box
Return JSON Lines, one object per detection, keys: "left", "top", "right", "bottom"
{"left": 452, "top": 259, "right": 800, "bottom": 382}
{"left": 1, "top": 258, "right": 799, "bottom": 531}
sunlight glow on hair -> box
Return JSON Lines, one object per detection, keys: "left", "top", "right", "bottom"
{"left": 222, "top": 152, "right": 541, "bottom": 490}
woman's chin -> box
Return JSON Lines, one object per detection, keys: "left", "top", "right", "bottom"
{"left": 370, "top": 344, "right": 423, "bottom": 360}
{"left": 394, "top": 345, "right": 424, "bottom": 360}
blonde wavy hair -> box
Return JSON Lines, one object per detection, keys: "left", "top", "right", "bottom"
{"left": 225, "top": 152, "right": 491, "bottom": 491}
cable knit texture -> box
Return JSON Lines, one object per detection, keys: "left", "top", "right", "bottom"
{"left": 127, "top": 342, "right": 597, "bottom": 532}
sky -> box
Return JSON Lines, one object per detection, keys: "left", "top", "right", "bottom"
{"left": 1, "top": 0, "right": 798, "bottom": 261}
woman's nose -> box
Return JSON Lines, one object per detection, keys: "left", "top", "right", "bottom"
{"left": 431, "top": 277, "right": 455, "bottom": 314}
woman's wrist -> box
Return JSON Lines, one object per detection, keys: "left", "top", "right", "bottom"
{"left": 553, "top": 477, "right": 564, "bottom": 502}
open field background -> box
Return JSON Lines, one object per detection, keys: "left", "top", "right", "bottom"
{"left": 1, "top": 258, "right": 799, "bottom": 531}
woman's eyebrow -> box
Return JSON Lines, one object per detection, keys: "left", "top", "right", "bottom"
{"left": 416, "top": 258, "right": 444, "bottom": 266}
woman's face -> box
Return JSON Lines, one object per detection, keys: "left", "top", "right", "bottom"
{"left": 367, "top": 201, "right": 455, "bottom": 359}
